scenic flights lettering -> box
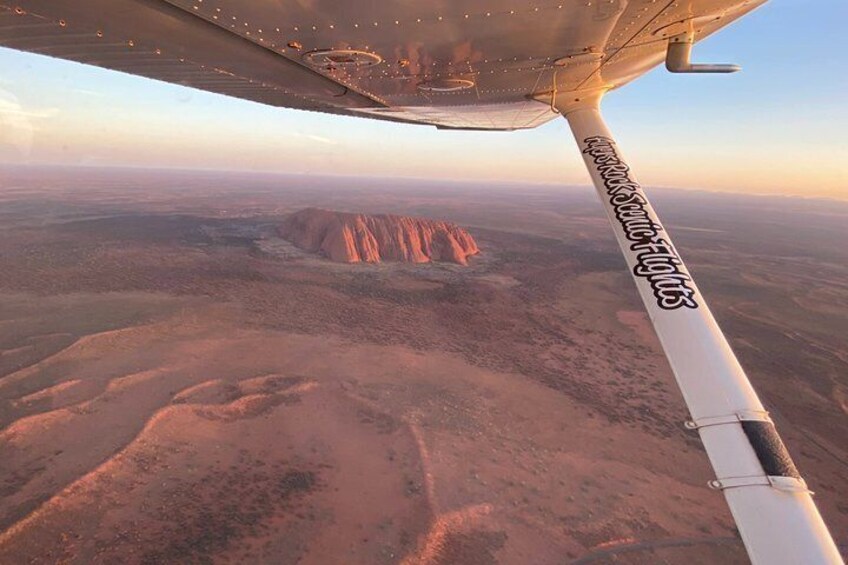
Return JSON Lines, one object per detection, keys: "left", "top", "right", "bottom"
{"left": 582, "top": 136, "right": 699, "bottom": 311}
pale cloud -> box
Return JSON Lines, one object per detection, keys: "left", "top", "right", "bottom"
{"left": 0, "top": 90, "right": 34, "bottom": 158}
{"left": 0, "top": 89, "right": 61, "bottom": 159}
{"left": 303, "top": 133, "right": 338, "bottom": 145}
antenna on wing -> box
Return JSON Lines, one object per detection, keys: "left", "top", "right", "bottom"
{"left": 666, "top": 30, "right": 741, "bottom": 73}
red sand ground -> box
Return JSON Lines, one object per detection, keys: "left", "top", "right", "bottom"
{"left": 1, "top": 170, "right": 845, "bottom": 563}
{"left": 0, "top": 309, "right": 742, "bottom": 563}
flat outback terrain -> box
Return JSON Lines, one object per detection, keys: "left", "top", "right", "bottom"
{"left": 0, "top": 166, "right": 845, "bottom": 564}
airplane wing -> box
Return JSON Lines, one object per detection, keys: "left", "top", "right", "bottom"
{"left": 1, "top": 0, "right": 763, "bottom": 131}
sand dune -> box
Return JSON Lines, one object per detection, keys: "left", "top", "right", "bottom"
{"left": 13, "top": 379, "right": 83, "bottom": 406}
{"left": 0, "top": 317, "right": 743, "bottom": 563}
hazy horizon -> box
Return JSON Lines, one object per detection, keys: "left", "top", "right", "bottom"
{"left": 4, "top": 162, "right": 848, "bottom": 205}
{"left": 1, "top": 2, "right": 846, "bottom": 200}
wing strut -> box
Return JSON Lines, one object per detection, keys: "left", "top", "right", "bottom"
{"left": 557, "top": 92, "right": 841, "bottom": 565}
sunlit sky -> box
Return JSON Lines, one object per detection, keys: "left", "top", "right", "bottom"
{"left": 1, "top": 1, "right": 846, "bottom": 199}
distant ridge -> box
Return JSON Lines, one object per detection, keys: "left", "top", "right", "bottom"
{"left": 278, "top": 207, "right": 479, "bottom": 265}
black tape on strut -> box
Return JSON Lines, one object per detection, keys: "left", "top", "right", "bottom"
{"left": 741, "top": 420, "right": 801, "bottom": 479}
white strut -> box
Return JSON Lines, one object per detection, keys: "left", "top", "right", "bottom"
{"left": 557, "top": 92, "right": 842, "bottom": 565}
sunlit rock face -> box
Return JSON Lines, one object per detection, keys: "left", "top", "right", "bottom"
{"left": 278, "top": 208, "right": 479, "bottom": 265}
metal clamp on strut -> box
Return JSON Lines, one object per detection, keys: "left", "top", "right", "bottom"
{"left": 709, "top": 475, "right": 812, "bottom": 494}
{"left": 684, "top": 410, "right": 771, "bottom": 431}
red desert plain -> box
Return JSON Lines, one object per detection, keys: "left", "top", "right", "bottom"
{"left": 0, "top": 167, "right": 846, "bottom": 564}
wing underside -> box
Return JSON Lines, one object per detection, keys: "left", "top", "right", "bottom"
{"left": 1, "top": 0, "right": 764, "bottom": 130}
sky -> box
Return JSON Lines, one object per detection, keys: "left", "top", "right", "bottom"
{"left": 1, "top": 1, "right": 846, "bottom": 199}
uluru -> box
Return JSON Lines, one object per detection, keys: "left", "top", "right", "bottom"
{"left": 278, "top": 207, "right": 480, "bottom": 265}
